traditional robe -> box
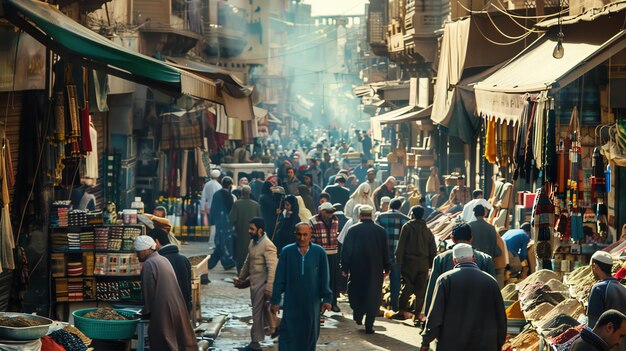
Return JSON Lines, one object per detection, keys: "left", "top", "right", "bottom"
{"left": 421, "top": 263, "right": 506, "bottom": 351}
{"left": 341, "top": 220, "right": 390, "bottom": 327}
{"left": 208, "top": 188, "right": 236, "bottom": 269}
{"left": 141, "top": 252, "right": 197, "bottom": 351}
{"left": 239, "top": 234, "right": 278, "bottom": 343}
{"left": 271, "top": 243, "right": 332, "bottom": 351}
{"left": 158, "top": 244, "right": 192, "bottom": 313}
{"left": 229, "top": 198, "right": 261, "bottom": 272}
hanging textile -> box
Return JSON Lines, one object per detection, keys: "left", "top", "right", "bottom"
{"left": 485, "top": 118, "right": 497, "bottom": 164}
{"left": 533, "top": 94, "right": 547, "bottom": 170}
{"left": 498, "top": 123, "right": 512, "bottom": 168}
{"left": 215, "top": 105, "right": 229, "bottom": 135}
{"left": 532, "top": 185, "right": 554, "bottom": 270}
{"left": 0, "top": 136, "right": 15, "bottom": 270}
{"left": 180, "top": 150, "right": 188, "bottom": 197}
{"left": 84, "top": 121, "right": 98, "bottom": 180}
{"left": 513, "top": 98, "right": 531, "bottom": 180}
{"left": 196, "top": 148, "right": 208, "bottom": 178}
{"left": 591, "top": 147, "right": 605, "bottom": 202}
{"left": 522, "top": 100, "right": 538, "bottom": 183}
{"left": 80, "top": 103, "right": 92, "bottom": 153}
{"left": 544, "top": 100, "right": 557, "bottom": 184}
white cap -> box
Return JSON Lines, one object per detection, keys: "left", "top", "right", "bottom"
{"left": 452, "top": 243, "right": 474, "bottom": 260}
{"left": 380, "top": 196, "right": 391, "bottom": 204}
{"left": 318, "top": 202, "right": 335, "bottom": 212}
{"left": 359, "top": 205, "right": 374, "bottom": 215}
{"left": 591, "top": 251, "right": 613, "bottom": 265}
{"left": 134, "top": 235, "right": 156, "bottom": 251}
{"left": 210, "top": 170, "right": 221, "bottom": 178}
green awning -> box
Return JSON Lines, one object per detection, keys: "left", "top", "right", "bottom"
{"left": 3, "top": 0, "right": 219, "bottom": 102}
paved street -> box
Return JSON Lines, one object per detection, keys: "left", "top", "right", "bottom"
{"left": 180, "top": 241, "right": 422, "bottom": 350}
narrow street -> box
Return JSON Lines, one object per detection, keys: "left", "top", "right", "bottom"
{"left": 180, "top": 241, "right": 422, "bottom": 350}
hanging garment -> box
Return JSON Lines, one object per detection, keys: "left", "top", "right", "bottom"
{"left": 84, "top": 122, "right": 98, "bottom": 179}
{"left": 544, "top": 103, "right": 558, "bottom": 185}
{"left": 180, "top": 150, "right": 189, "bottom": 197}
{"left": 196, "top": 148, "right": 208, "bottom": 178}
{"left": 0, "top": 139, "right": 15, "bottom": 270}
{"left": 80, "top": 103, "right": 92, "bottom": 153}
{"left": 485, "top": 119, "right": 497, "bottom": 164}
{"left": 533, "top": 96, "right": 547, "bottom": 169}
{"left": 513, "top": 99, "right": 531, "bottom": 180}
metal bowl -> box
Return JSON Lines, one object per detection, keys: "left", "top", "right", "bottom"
{"left": 0, "top": 313, "right": 53, "bottom": 340}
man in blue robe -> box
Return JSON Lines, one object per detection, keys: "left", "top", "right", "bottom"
{"left": 271, "top": 222, "right": 332, "bottom": 351}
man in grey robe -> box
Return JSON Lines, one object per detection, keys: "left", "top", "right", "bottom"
{"left": 230, "top": 186, "right": 262, "bottom": 273}
{"left": 134, "top": 236, "right": 197, "bottom": 351}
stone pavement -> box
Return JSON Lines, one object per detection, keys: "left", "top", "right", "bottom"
{"left": 179, "top": 240, "right": 423, "bottom": 351}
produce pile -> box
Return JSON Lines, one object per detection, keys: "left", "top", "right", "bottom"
{"left": 188, "top": 255, "right": 207, "bottom": 266}
{"left": 83, "top": 308, "right": 131, "bottom": 320}
{"left": 49, "top": 329, "right": 88, "bottom": 351}
{"left": 502, "top": 328, "right": 540, "bottom": 351}
{"left": 0, "top": 316, "right": 49, "bottom": 327}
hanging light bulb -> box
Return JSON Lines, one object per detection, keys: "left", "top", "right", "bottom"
{"left": 553, "top": 31, "right": 564, "bottom": 59}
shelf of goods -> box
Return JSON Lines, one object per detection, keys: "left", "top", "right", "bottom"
{"left": 49, "top": 219, "right": 145, "bottom": 304}
{"left": 501, "top": 253, "right": 626, "bottom": 351}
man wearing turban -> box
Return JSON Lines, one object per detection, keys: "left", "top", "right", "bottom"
{"left": 134, "top": 236, "right": 197, "bottom": 351}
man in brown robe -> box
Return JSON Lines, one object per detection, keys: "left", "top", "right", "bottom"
{"left": 134, "top": 236, "right": 197, "bottom": 351}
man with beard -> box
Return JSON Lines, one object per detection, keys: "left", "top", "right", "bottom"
{"left": 134, "top": 236, "right": 197, "bottom": 351}
{"left": 587, "top": 251, "right": 626, "bottom": 341}
{"left": 570, "top": 310, "right": 626, "bottom": 351}
{"left": 233, "top": 218, "right": 278, "bottom": 351}
{"left": 341, "top": 205, "right": 390, "bottom": 334}
{"left": 372, "top": 177, "right": 396, "bottom": 212}
{"left": 271, "top": 223, "right": 332, "bottom": 351}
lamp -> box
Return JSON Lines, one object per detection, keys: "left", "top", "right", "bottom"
{"left": 553, "top": 31, "right": 564, "bottom": 59}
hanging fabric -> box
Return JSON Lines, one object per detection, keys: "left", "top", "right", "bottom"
{"left": 544, "top": 99, "right": 558, "bottom": 185}
{"left": 0, "top": 136, "right": 15, "bottom": 270}
{"left": 84, "top": 119, "right": 98, "bottom": 180}
{"left": 513, "top": 97, "right": 531, "bottom": 180}
{"left": 523, "top": 100, "right": 538, "bottom": 183}
{"left": 485, "top": 118, "right": 497, "bottom": 164}
{"left": 196, "top": 148, "right": 208, "bottom": 178}
{"left": 533, "top": 94, "right": 547, "bottom": 170}
{"left": 180, "top": 150, "right": 188, "bottom": 197}
{"left": 532, "top": 185, "right": 555, "bottom": 270}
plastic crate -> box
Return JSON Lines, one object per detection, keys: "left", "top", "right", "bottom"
{"left": 72, "top": 308, "right": 139, "bottom": 340}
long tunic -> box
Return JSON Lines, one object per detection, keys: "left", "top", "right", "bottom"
{"left": 421, "top": 263, "right": 506, "bottom": 351}
{"left": 229, "top": 198, "right": 262, "bottom": 272}
{"left": 341, "top": 220, "right": 390, "bottom": 318}
{"left": 271, "top": 243, "right": 332, "bottom": 351}
{"left": 141, "top": 252, "right": 197, "bottom": 351}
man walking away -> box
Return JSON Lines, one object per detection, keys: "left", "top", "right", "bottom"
{"left": 208, "top": 176, "right": 236, "bottom": 270}
{"left": 570, "top": 310, "right": 626, "bottom": 351}
{"left": 147, "top": 228, "right": 192, "bottom": 314}
{"left": 270, "top": 223, "right": 332, "bottom": 351}
{"left": 230, "top": 186, "right": 262, "bottom": 273}
{"left": 396, "top": 206, "right": 437, "bottom": 324}
{"left": 201, "top": 169, "right": 222, "bottom": 226}
{"left": 375, "top": 198, "right": 410, "bottom": 315}
{"left": 420, "top": 244, "right": 506, "bottom": 351}
{"left": 468, "top": 205, "right": 502, "bottom": 259}
{"left": 423, "top": 222, "right": 495, "bottom": 316}
{"left": 134, "top": 236, "right": 197, "bottom": 351}
{"left": 309, "top": 202, "right": 341, "bottom": 312}
{"left": 233, "top": 218, "right": 278, "bottom": 351}
{"left": 341, "top": 205, "right": 390, "bottom": 334}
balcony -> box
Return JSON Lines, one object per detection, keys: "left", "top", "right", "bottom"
{"left": 55, "top": 0, "right": 112, "bottom": 14}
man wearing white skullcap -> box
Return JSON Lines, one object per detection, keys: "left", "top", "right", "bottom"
{"left": 420, "top": 242, "right": 506, "bottom": 351}
{"left": 587, "top": 250, "right": 626, "bottom": 337}
{"left": 133, "top": 236, "right": 197, "bottom": 350}
{"left": 201, "top": 169, "right": 222, "bottom": 222}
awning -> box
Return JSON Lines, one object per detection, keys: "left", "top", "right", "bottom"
{"left": 254, "top": 106, "right": 268, "bottom": 120}
{"left": 3, "top": 0, "right": 220, "bottom": 103}
{"left": 475, "top": 28, "right": 626, "bottom": 123}
{"left": 370, "top": 105, "right": 415, "bottom": 140}
{"left": 380, "top": 105, "right": 432, "bottom": 124}
{"left": 268, "top": 112, "right": 282, "bottom": 124}
{"left": 165, "top": 56, "right": 253, "bottom": 98}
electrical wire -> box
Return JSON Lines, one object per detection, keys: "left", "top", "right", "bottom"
{"left": 484, "top": 10, "right": 539, "bottom": 39}
{"left": 471, "top": 15, "right": 535, "bottom": 45}
{"left": 491, "top": 0, "right": 570, "bottom": 19}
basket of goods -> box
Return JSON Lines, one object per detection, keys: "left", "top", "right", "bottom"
{"left": 0, "top": 313, "right": 53, "bottom": 340}
{"left": 72, "top": 308, "right": 139, "bottom": 340}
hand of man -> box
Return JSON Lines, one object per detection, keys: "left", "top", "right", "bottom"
{"left": 321, "top": 303, "right": 332, "bottom": 313}
{"left": 420, "top": 346, "right": 430, "bottom": 351}
{"left": 271, "top": 304, "right": 280, "bottom": 314}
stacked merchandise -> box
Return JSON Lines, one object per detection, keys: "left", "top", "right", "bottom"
{"left": 67, "top": 232, "right": 80, "bottom": 250}
{"left": 94, "top": 253, "right": 141, "bottom": 276}
{"left": 51, "top": 253, "right": 66, "bottom": 277}
{"left": 96, "top": 281, "right": 141, "bottom": 301}
{"left": 121, "top": 227, "right": 142, "bottom": 251}
{"left": 50, "top": 201, "right": 71, "bottom": 227}
{"left": 79, "top": 231, "right": 94, "bottom": 250}
{"left": 51, "top": 232, "right": 68, "bottom": 251}
{"left": 55, "top": 279, "right": 69, "bottom": 302}
{"left": 68, "top": 210, "right": 88, "bottom": 226}
{"left": 66, "top": 262, "right": 83, "bottom": 277}
{"left": 83, "top": 252, "right": 94, "bottom": 276}
{"left": 86, "top": 211, "right": 103, "bottom": 225}
{"left": 108, "top": 227, "right": 123, "bottom": 251}
{"left": 94, "top": 227, "right": 109, "bottom": 250}
{"left": 67, "top": 279, "right": 84, "bottom": 301}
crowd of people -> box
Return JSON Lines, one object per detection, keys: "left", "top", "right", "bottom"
{"left": 130, "top": 130, "right": 626, "bottom": 351}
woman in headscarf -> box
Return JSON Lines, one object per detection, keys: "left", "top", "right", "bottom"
{"left": 272, "top": 195, "right": 300, "bottom": 254}
{"left": 298, "top": 184, "right": 315, "bottom": 215}
{"left": 295, "top": 195, "right": 313, "bottom": 222}
{"left": 345, "top": 183, "right": 375, "bottom": 221}
{"left": 259, "top": 181, "right": 281, "bottom": 237}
